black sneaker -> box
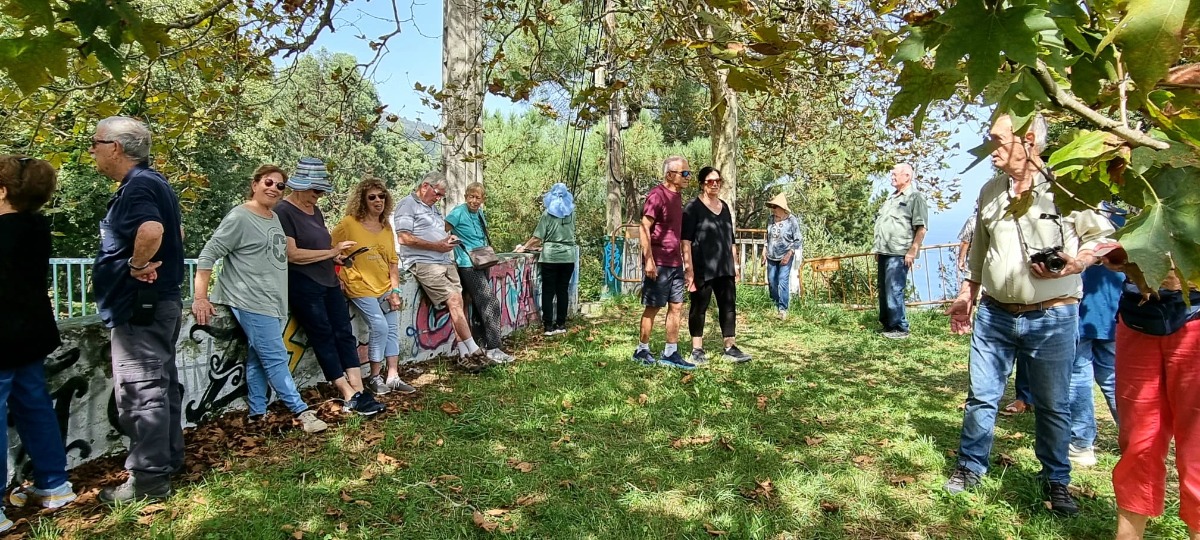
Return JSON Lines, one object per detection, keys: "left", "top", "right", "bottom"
{"left": 657, "top": 350, "right": 696, "bottom": 370}
{"left": 346, "top": 392, "right": 384, "bottom": 416}
{"left": 632, "top": 348, "right": 655, "bottom": 366}
{"left": 1044, "top": 482, "right": 1079, "bottom": 516}
{"left": 99, "top": 477, "right": 173, "bottom": 504}
{"left": 723, "top": 345, "right": 752, "bottom": 363}
{"left": 943, "top": 465, "right": 981, "bottom": 494}
{"left": 690, "top": 349, "right": 708, "bottom": 366}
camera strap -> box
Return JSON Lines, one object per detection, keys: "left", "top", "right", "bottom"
{"left": 1010, "top": 175, "right": 1065, "bottom": 256}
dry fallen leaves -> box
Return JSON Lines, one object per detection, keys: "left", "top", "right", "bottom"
{"left": 756, "top": 395, "right": 768, "bottom": 411}
{"left": 704, "top": 522, "right": 728, "bottom": 536}
{"left": 819, "top": 500, "right": 843, "bottom": 513}
{"left": 440, "top": 401, "right": 463, "bottom": 415}
{"left": 507, "top": 458, "right": 535, "bottom": 473}
{"left": 996, "top": 453, "right": 1017, "bottom": 467}
{"left": 803, "top": 436, "right": 824, "bottom": 447}
{"left": 515, "top": 493, "right": 547, "bottom": 506}
{"left": 670, "top": 435, "right": 713, "bottom": 449}
{"left": 889, "top": 475, "right": 917, "bottom": 487}
{"left": 680, "top": 373, "right": 695, "bottom": 384}
{"left": 852, "top": 455, "right": 874, "bottom": 467}
{"left": 638, "top": 393, "right": 649, "bottom": 405}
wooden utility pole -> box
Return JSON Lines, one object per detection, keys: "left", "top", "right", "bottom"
{"left": 441, "top": 0, "right": 484, "bottom": 208}
{"left": 601, "top": 0, "right": 624, "bottom": 236}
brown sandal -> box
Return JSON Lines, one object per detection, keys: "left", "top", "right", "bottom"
{"left": 1003, "top": 399, "right": 1030, "bottom": 414}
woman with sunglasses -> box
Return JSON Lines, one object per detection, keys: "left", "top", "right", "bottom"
{"left": 445, "top": 182, "right": 515, "bottom": 363}
{"left": 191, "top": 165, "right": 328, "bottom": 433}
{"left": 0, "top": 155, "right": 77, "bottom": 530}
{"left": 331, "top": 178, "right": 417, "bottom": 395}
{"left": 680, "top": 167, "right": 751, "bottom": 365}
{"left": 275, "top": 157, "right": 384, "bottom": 416}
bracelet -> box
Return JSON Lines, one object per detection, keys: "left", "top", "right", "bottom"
{"left": 127, "top": 258, "right": 151, "bottom": 271}
{"left": 391, "top": 288, "right": 402, "bottom": 294}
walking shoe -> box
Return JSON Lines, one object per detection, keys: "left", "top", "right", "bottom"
{"left": 943, "top": 465, "right": 981, "bottom": 494}
{"left": 632, "top": 348, "right": 656, "bottom": 366}
{"left": 385, "top": 375, "right": 417, "bottom": 394}
{"left": 778, "top": 309, "right": 788, "bottom": 320}
{"left": 487, "top": 348, "right": 515, "bottom": 364}
{"left": 8, "top": 481, "right": 77, "bottom": 509}
{"left": 247, "top": 413, "right": 265, "bottom": 426}
{"left": 723, "top": 345, "right": 752, "bottom": 363}
{"left": 366, "top": 374, "right": 390, "bottom": 396}
{"left": 99, "top": 477, "right": 173, "bottom": 504}
{"left": 345, "top": 392, "right": 385, "bottom": 416}
{"left": 658, "top": 351, "right": 697, "bottom": 370}
{"left": 543, "top": 328, "right": 556, "bottom": 337}
{"left": 456, "top": 350, "right": 491, "bottom": 373}
{"left": 1068, "top": 444, "right": 1097, "bottom": 468}
{"left": 1044, "top": 481, "right": 1080, "bottom": 515}
{"left": 882, "top": 330, "right": 910, "bottom": 340}
{"left": 0, "top": 512, "right": 11, "bottom": 533}
{"left": 551, "top": 326, "right": 567, "bottom": 336}
{"left": 296, "top": 410, "right": 328, "bottom": 433}
{"left": 690, "top": 349, "right": 708, "bottom": 366}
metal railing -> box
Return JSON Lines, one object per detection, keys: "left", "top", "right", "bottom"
{"left": 50, "top": 258, "right": 200, "bottom": 320}
{"left": 604, "top": 221, "right": 966, "bottom": 309}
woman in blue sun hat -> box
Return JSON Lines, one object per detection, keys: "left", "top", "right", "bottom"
{"left": 275, "top": 157, "right": 384, "bottom": 416}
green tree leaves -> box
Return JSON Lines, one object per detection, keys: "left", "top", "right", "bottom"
{"left": 1101, "top": 0, "right": 1200, "bottom": 102}
{"left": 1117, "top": 167, "right": 1200, "bottom": 291}
{"left": 934, "top": 0, "right": 1055, "bottom": 96}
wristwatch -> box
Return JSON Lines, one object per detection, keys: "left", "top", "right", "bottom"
{"left": 127, "top": 258, "right": 151, "bottom": 271}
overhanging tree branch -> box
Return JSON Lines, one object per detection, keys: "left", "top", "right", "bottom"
{"left": 1028, "top": 61, "right": 1168, "bottom": 150}
{"left": 163, "top": 0, "right": 237, "bottom": 29}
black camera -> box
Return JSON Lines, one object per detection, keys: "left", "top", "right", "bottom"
{"left": 1030, "top": 246, "right": 1066, "bottom": 273}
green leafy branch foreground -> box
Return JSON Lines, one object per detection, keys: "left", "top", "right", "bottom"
{"left": 886, "top": 0, "right": 1200, "bottom": 293}
{"left": 22, "top": 294, "right": 1188, "bottom": 539}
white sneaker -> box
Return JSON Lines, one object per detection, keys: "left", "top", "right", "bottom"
{"left": 1068, "top": 444, "right": 1097, "bottom": 467}
{"left": 487, "top": 349, "right": 515, "bottom": 364}
{"left": 778, "top": 310, "right": 788, "bottom": 320}
{"left": 296, "top": 410, "right": 329, "bottom": 433}
{"left": 8, "top": 481, "right": 76, "bottom": 509}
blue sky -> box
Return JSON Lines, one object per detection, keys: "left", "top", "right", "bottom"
{"left": 314, "top": 0, "right": 992, "bottom": 246}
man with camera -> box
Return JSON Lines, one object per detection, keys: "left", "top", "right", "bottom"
{"left": 90, "top": 116, "right": 186, "bottom": 503}
{"left": 394, "top": 172, "right": 489, "bottom": 371}
{"left": 943, "top": 114, "right": 1115, "bottom": 515}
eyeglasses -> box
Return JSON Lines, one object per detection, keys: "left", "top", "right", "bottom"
{"left": 90, "top": 139, "right": 117, "bottom": 148}
{"left": 260, "top": 178, "right": 283, "bottom": 188}
{"left": 669, "top": 170, "right": 691, "bottom": 178}
{"left": 431, "top": 189, "right": 446, "bottom": 198}
{"left": 367, "top": 193, "right": 385, "bottom": 201}
{"left": 703, "top": 177, "right": 723, "bottom": 185}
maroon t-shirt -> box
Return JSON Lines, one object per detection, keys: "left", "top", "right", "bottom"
{"left": 642, "top": 183, "right": 683, "bottom": 267}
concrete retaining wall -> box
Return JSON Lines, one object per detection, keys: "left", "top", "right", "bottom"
{"left": 5, "top": 255, "right": 562, "bottom": 485}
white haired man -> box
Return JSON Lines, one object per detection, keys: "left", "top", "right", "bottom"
{"left": 90, "top": 116, "right": 185, "bottom": 503}
{"left": 943, "top": 114, "right": 1115, "bottom": 516}
{"left": 633, "top": 156, "right": 693, "bottom": 370}
{"left": 393, "top": 172, "right": 489, "bottom": 372}
{"left": 871, "top": 162, "right": 928, "bottom": 339}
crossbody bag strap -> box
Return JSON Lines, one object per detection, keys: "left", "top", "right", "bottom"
{"left": 478, "top": 210, "right": 492, "bottom": 245}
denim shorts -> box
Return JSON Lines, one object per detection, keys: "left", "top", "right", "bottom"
{"left": 641, "top": 265, "right": 685, "bottom": 307}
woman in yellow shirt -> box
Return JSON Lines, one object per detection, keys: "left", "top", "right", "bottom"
{"left": 331, "top": 178, "right": 414, "bottom": 395}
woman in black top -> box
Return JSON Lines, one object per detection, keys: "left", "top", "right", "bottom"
{"left": 681, "top": 167, "right": 751, "bottom": 366}
{"left": 0, "top": 155, "right": 77, "bottom": 529}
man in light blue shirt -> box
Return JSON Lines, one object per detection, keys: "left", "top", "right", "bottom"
{"left": 393, "top": 172, "right": 488, "bottom": 368}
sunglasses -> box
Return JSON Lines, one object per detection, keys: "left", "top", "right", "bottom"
{"left": 90, "top": 139, "right": 117, "bottom": 148}
{"left": 260, "top": 178, "right": 284, "bottom": 188}
{"left": 670, "top": 170, "right": 691, "bottom": 178}
{"left": 367, "top": 193, "right": 386, "bottom": 201}
{"left": 703, "top": 177, "right": 723, "bottom": 185}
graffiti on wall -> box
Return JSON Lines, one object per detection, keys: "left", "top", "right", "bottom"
{"left": 6, "top": 255, "right": 552, "bottom": 486}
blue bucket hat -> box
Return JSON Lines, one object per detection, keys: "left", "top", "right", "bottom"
{"left": 543, "top": 183, "right": 575, "bottom": 218}
{"left": 287, "top": 157, "right": 334, "bottom": 192}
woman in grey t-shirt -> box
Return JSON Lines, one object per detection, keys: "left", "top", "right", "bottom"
{"left": 191, "top": 165, "right": 328, "bottom": 433}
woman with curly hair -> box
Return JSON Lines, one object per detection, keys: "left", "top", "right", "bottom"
{"left": 332, "top": 177, "right": 415, "bottom": 395}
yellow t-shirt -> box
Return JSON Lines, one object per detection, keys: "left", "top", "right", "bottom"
{"left": 330, "top": 216, "right": 399, "bottom": 299}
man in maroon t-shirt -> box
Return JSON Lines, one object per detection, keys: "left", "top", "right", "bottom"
{"left": 633, "top": 156, "right": 694, "bottom": 370}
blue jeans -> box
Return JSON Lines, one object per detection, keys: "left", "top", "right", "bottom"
{"left": 350, "top": 295, "right": 401, "bottom": 362}
{"left": 957, "top": 299, "right": 1077, "bottom": 484}
{"left": 766, "top": 259, "right": 792, "bottom": 311}
{"left": 876, "top": 255, "right": 909, "bottom": 332}
{"left": 1068, "top": 337, "right": 1118, "bottom": 449}
{"left": 1014, "top": 357, "right": 1033, "bottom": 403}
{"left": 0, "top": 361, "right": 69, "bottom": 490}
{"left": 232, "top": 308, "right": 308, "bottom": 416}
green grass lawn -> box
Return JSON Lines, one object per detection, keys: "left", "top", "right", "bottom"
{"left": 28, "top": 290, "right": 1189, "bottom": 539}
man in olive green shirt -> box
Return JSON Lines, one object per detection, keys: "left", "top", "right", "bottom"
{"left": 871, "top": 163, "right": 928, "bottom": 339}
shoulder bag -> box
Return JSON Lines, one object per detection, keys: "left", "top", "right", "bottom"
{"left": 468, "top": 211, "right": 499, "bottom": 269}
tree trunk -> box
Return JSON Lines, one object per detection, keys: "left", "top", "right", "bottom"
{"left": 441, "top": 0, "right": 484, "bottom": 208}
{"left": 701, "top": 62, "right": 739, "bottom": 227}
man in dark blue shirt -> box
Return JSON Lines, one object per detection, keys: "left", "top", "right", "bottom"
{"left": 90, "top": 116, "right": 184, "bottom": 503}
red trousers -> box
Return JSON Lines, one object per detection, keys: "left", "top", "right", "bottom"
{"left": 1113, "top": 318, "right": 1200, "bottom": 528}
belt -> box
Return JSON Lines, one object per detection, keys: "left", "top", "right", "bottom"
{"left": 983, "top": 295, "right": 1078, "bottom": 314}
